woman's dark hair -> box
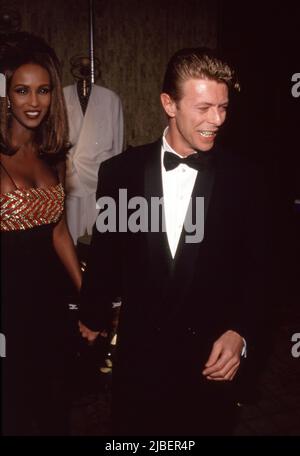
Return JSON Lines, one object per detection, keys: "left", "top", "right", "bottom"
{"left": 0, "top": 32, "right": 69, "bottom": 158}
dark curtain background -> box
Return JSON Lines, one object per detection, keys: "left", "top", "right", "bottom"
{"left": 1, "top": 0, "right": 218, "bottom": 147}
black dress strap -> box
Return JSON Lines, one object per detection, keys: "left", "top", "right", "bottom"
{"left": 0, "top": 160, "right": 19, "bottom": 190}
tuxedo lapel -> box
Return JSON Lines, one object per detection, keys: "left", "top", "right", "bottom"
{"left": 174, "top": 165, "right": 215, "bottom": 261}
{"left": 165, "top": 165, "right": 216, "bottom": 318}
{"left": 144, "top": 140, "right": 173, "bottom": 276}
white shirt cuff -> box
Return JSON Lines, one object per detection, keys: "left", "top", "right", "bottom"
{"left": 241, "top": 337, "right": 247, "bottom": 358}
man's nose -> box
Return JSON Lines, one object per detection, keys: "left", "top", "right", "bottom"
{"left": 208, "top": 107, "right": 224, "bottom": 126}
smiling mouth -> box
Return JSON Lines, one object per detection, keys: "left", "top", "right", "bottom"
{"left": 24, "top": 111, "right": 41, "bottom": 118}
{"left": 199, "top": 130, "right": 217, "bottom": 137}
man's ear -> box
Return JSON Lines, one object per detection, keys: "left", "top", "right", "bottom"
{"left": 160, "top": 93, "right": 176, "bottom": 117}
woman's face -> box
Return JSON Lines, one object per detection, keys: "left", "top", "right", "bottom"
{"left": 8, "top": 63, "right": 51, "bottom": 131}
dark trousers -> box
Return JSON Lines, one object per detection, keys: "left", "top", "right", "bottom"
{"left": 113, "top": 374, "right": 238, "bottom": 436}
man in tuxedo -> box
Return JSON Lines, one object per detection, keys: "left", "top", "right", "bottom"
{"left": 78, "top": 48, "right": 273, "bottom": 435}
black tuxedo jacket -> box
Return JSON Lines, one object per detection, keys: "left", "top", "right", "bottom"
{"left": 80, "top": 139, "right": 274, "bottom": 417}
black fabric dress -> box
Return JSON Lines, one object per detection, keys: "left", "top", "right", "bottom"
{"left": 1, "top": 183, "right": 72, "bottom": 435}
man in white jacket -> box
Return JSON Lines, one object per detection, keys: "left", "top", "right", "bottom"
{"left": 63, "top": 83, "right": 124, "bottom": 244}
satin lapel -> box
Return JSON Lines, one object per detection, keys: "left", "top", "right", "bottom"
{"left": 166, "top": 166, "right": 216, "bottom": 316}
{"left": 64, "top": 85, "right": 84, "bottom": 141}
{"left": 71, "top": 83, "right": 96, "bottom": 155}
{"left": 144, "top": 141, "right": 173, "bottom": 276}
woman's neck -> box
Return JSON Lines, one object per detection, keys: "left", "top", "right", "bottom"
{"left": 9, "top": 125, "right": 36, "bottom": 152}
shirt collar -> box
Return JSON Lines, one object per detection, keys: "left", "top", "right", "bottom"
{"left": 162, "top": 127, "right": 182, "bottom": 157}
{"left": 162, "top": 126, "right": 199, "bottom": 158}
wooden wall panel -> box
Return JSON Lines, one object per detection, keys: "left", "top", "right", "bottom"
{"left": 2, "top": 0, "right": 218, "bottom": 147}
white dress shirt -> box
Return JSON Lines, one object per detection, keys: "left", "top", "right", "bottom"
{"left": 161, "top": 128, "right": 198, "bottom": 258}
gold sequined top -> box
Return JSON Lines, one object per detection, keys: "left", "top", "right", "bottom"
{"left": 0, "top": 183, "right": 65, "bottom": 231}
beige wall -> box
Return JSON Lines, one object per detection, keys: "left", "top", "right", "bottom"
{"left": 2, "top": 0, "right": 218, "bottom": 147}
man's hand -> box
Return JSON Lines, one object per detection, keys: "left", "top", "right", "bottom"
{"left": 78, "top": 320, "right": 101, "bottom": 343}
{"left": 202, "top": 330, "right": 244, "bottom": 381}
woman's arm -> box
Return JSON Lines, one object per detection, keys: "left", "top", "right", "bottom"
{"left": 53, "top": 215, "right": 82, "bottom": 291}
{"left": 52, "top": 157, "right": 82, "bottom": 291}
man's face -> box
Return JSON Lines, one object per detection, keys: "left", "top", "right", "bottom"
{"left": 161, "top": 78, "right": 229, "bottom": 155}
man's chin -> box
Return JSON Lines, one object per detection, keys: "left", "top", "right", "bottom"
{"left": 197, "top": 142, "right": 215, "bottom": 153}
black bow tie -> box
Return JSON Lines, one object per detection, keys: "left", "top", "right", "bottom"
{"left": 163, "top": 150, "right": 212, "bottom": 172}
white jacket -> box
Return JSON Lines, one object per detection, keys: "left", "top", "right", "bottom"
{"left": 63, "top": 83, "right": 124, "bottom": 242}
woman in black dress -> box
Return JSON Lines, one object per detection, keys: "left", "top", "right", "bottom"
{"left": 0, "top": 32, "right": 82, "bottom": 435}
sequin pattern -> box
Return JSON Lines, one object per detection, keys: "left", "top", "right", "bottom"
{"left": 0, "top": 183, "right": 64, "bottom": 231}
